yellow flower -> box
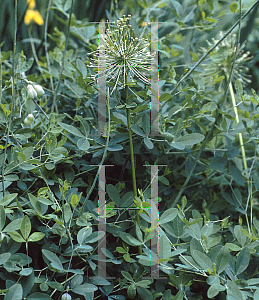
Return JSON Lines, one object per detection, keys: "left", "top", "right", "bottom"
{"left": 27, "top": 0, "right": 36, "bottom": 9}
{"left": 24, "top": 9, "right": 43, "bottom": 25}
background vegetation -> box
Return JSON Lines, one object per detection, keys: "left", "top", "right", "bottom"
{"left": 1, "top": 0, "right": 259, "bottom": 299}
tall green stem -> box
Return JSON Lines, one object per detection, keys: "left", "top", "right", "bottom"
{"left": 230, "top": 81, "right": 252, "bottom": 232}
{"left": 2, "top": 0, "right": 17, "bottom": 197}
{"left": 229, "top": 82, "right": 247, "bottom": 171}
{"left": 125, "top": 83, "right": 142, "bottom": 255}
{"left": 126, "top": 91, "right": 137, "bottom": 197}
{"left": 51, "top": 0, "right": 74, "bottom": 113}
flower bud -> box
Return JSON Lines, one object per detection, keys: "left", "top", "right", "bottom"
{"left": 27, "top": 84, "right": 37, "bottom": 99}
{"left": 33, "top": 84, "right": 45, "bottom": 97}
{"left": 24, "top": 114, "right": 34, "bottom": 125}
{"left": 61, "top": 293, "right": 72, "bottom": 300}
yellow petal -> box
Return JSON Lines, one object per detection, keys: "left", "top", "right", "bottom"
{"left": 24, "top": 9, "right": 35, "bottom": 25}
{"left": 27, "top": 0, "right": 36, "bottom": 9}
{"left": 33, "top": 10, "right": 44, "bottom": 25}
{"left": 24, "top": 9, "right": 43, "bottom": 25}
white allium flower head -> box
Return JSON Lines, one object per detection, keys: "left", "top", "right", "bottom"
{"left": 201, "top": 32, "right": 251, "bottom": 85}
{"left": 89, "top": 15, "right": 155, "bottom": 94}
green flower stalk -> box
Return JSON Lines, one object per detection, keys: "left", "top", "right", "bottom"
{"left": 229, "top": 80, "right": 247, "bottom": 171}
{"left": 90, "top": 15, "right": 155, "bottom": 255}
{"left": 201, "top": 33, "right": 251, "bottom": 171}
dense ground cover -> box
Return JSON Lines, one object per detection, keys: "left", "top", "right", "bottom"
{"left": 1, "top": 0, "right": 259, "bottom": 299}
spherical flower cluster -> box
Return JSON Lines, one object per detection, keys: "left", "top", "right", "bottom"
{"left": 201, "top": 32, "right": 251, "bottom": 85}
{"left": 89, "top": 15, "right": 154, "bottom": 94}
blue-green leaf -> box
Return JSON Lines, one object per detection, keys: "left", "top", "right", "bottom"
{"left": 77, "top": 138, "right": 90, "bottom": 151}
{"left": 216, "top": 246, "right": 230, "bottom": 274}
{"left": 107, "top": 184, "right": 121, "bottom": 206}
{"left": 193, "top": 250, "right": 213, "bottom": 271}
{"left": 227, "top": 280, "right": 245, "bottom": 300}
{"left": 20, "top": 215, "right": 31, "bottom": 240}
{"left": 4, "top": 283, "right": 23, "bottom": 300}
{"left": 58, "top": 122, "right": 85, "bottom": 138}
{"left": 27, "top": 293, "right": 51, "bottom": 300}
{"left": 0, "top": 193, "right": 18, "bottom": 206}
{"left": 0, "top": 253, "right": 11, "bottom": 265}
{"left": 42, "top": 249, "right": 63, "bottom": 271}
{"left": 72, "top": 283, "right": 98, "bottom": 295}
{"left": 76, "top": 58, "right": 87, "bottom": 79}
{"left": 144, "top": 137, "right": 154, "bottom": 149}
{"left": 207, "top": 284, "right": 226, "bottom": 298}
{"left": 210, "top": 157, "right": 227, "bottom": 172}
{"left": 160, "top": 208, "right": 178, "bottom": 225}
{"left": 229, "top": 162, "right": 245, "bottom": 186}
{"left": 0, "top": 205, "right": 6, "bottom": 231}
{"left": 236, "top": 247, "right": 250, "bottom": 275}
{"left": 177, "top": 133, "right": 205, "bottom": 146}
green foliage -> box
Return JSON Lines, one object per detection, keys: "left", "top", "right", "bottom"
{"left": 1, "top": 0, "right": 259, "bottom": 299}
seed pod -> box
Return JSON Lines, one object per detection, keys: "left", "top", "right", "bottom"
{"left": 27, "top": 84, "right": 37, "bottom": 99}
{"left": 24, "top": 118, "right": 31, "bottom": 125}
{"left": 24, "top": 114, "right": 34, "bottom": 125}
{"left": 33, "top": 84, "right": 45, "bottom": 97}
{"left": 61, "top": 293, "right": 72, "bottom": 300}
